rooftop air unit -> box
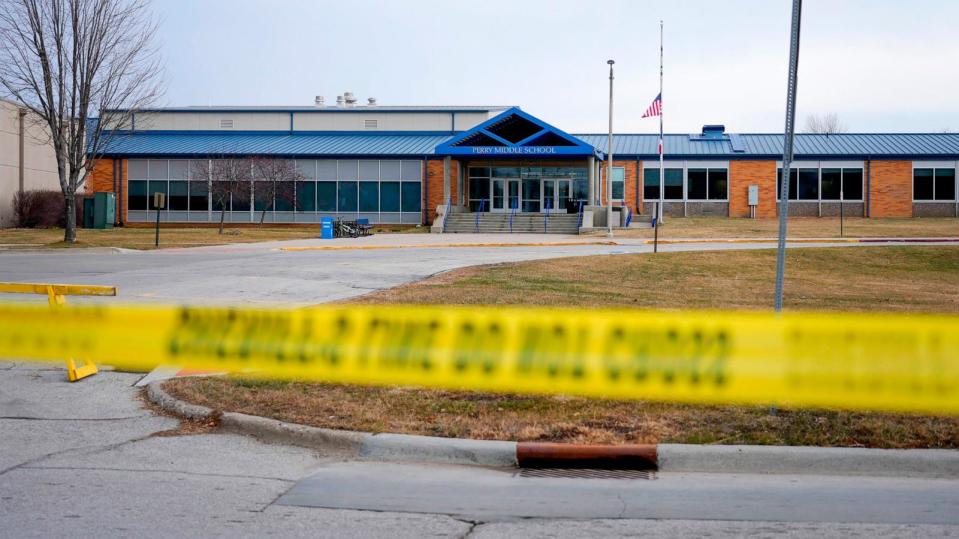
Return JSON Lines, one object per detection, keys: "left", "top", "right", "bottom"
{"left": 336, "top": 95, "right": 345, "bottom": 107}
{"left": 344, "top": 91, "right": 357, "bottom": 107}
{"left": 314, "top": 95, "right": 324, "bottom": 107}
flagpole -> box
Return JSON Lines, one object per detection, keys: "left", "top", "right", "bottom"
{"left": 658, "top": 20, "right": 665, "bottom": 222}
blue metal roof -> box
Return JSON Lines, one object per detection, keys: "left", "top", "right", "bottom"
{"left": 100, "top": 132, "right": 450, "bottom": 157}
{"left": 99, "top": 130, "right": 959, "bottom": 160}
{"left": 573, "top": 133, "right": 959, "bottom": 159}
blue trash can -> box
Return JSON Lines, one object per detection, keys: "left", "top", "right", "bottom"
{"left": 320, "top": 217, "right": 334, "bottom": 239}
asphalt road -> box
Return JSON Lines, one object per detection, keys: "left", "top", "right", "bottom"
{"left": 3, "top": 236, "right": 958, "bottom": 537}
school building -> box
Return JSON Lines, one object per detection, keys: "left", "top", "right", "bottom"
{"left": 88, "top": 98, "right": 959, "bottom": 233}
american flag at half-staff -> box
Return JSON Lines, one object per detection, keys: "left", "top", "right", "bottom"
{"left": 642, "top": 93, "right": 663, "bottom": 156}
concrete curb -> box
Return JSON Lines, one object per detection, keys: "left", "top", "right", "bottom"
{"left": 146, "top": 382, "right": 514, "bottom": 466}
{"left": 147, "top": 382, "right": 959, "bottom": 477}
{"left": 658, "top": 443, "right": 959, "bottom": 479}
{"left": 280, "top": 240, "right": 618, "bottom": 251}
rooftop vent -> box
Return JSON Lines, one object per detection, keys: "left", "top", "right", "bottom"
{"left": 314, "top": 95, "right": 324, "bottom": 107}
{"left": 343, "top": 91, "right": 357, "bottom": 107}
{"left": 336, "top": 95, "right": 345, "bottom": 107}
{"left": 367, "top": 97, "right": 377, "bottom": 106}
{"left": 219, "top": 118, "right": 234, "bottom": 129}
{"left": 701, "top": 124, "right": 726, "bottom": 139}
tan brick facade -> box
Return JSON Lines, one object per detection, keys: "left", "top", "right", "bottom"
{"left": 869, "top": 160, "right": 912, "bottom": 217}
{"left": 82, "top": 158, "right": 129, "bottom": 224}
{"left": 425, "top": 158, "right": 458, "bottom": 224}
{"left": 729, "top": 160, "right": 777, "bottom": 218}
{"left": 597, "top": 160, "right": 640, "bottom": 210}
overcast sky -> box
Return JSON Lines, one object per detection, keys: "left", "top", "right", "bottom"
{"left": 152, "top": 0, "right": 959, "bottom": 134}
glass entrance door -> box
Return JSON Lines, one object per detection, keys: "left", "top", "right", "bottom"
{"left": 542, "top": 179, "right": 572, "bottom": 213}
{"left": 491, "top": 179, "right": 505, "bottom": 211}
{"left": 507, "top": 180, "right": 520, "bottom": 211}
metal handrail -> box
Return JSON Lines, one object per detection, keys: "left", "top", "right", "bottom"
{"left": 441, "top": 196, "right": 452, "bottom": 233}
{"left": 509, "top": 201, "right": 517, "bottom": 234}
{"left": 474, "top": 199, "right": 485, "bottom": 233}
{"left": 576, "top": 200, "right": 584, "bottom": 229}
{"left": 543, "top": 198, "right": 551, "bottom": 233}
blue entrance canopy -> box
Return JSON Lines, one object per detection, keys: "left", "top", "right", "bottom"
{"left": 435, "top": 107, "right": 602, "bottom": 159}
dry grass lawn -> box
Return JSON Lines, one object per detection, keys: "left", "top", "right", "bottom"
{"left": 354, "top": 246, "right": 959, "bottom": 313}
{"left": 0, "top": 224, "right": 424, "bottom": 250}
{"left": 587, "top": 216, "right": 959, "bottom": 239}
{"left": 167, "top": 246, "right": 959, "bottom": 447}
{"left": 164, "top": 377, "right": 959, "bottom": 448}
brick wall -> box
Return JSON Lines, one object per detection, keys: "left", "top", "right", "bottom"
{"left": 869, "top": 160, "right": 912, "bottom": 217}
{"left": 425, "top": 158, "right": 458, "bottom": 224}
{"left": 729, "top": 160, "right": 777, "bottom": 218}
{"left": 598, "top": 160, "right": 639, "bottom": 209}
{"left": 87, "top": 158, "right": 115, "bottom": 194}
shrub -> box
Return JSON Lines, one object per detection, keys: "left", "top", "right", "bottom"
{"left": 12, "top": 190, "right": 72, "bottom": 228}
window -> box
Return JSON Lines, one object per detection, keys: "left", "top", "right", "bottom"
{"left": 687, "top": 168, "right": 707, "bottom": 200}
{"left": 686, "top": 167, "right": 728, "bottom": 200}
{"left": 401, "top": 182, "right": 421, "bottom": 212}
{"left": 232, "top": 182, "right": 251, "bottom": 212}
{"left": 128, "top": 180, "right": 147, "bottom": 210}
{"left": 212, "top": 182, "right": 230, "bottom": 212}
{"left": 935, "top": 169, "right": 956, "bottom": 200}
{"left": 664, "top": 168, "right": 683, "bottom": 200}
{"left": 797, "top": 169, "right": 818, "bottom": 200}
{"left": 643, "top": 169, "right": 660, "bottom": 200}
{"left": 611, "top": 167, "right": 625, "bottom": 200}
{"left": 913, "top": 167, "right": 956, "bottom": 201}
{"left": 317, "top": 182, "right": 336, "bottom": 211}
{"left": 168, "top": 181, "right": 188, "bottom": 211}
{"left": 842, "top": 169, "right": 863, "bottom": 200}
{"left": 380, "top": 182, "right": 400, "bottom": 212}
{"left": 148, "top": 180, "right": 167, "bottom": 210}
{"left": 338, "top": 181, "right": 358, "bottom": 212}
{"left": 296, "top": 182, "right": 316, "bottom": 211}
{"left": 821, "top": 168, "right": 841, "bottom": 200}
{"left": 359, "top": 182, "right": 379, "bottom": 212}
{"left": 253, "top": 182, "right": 273, "bottom": 212}
{"left": 274, "top": 182, "right": 294, "bottom": 212}
{"left": 189, "top": 181, "right": 208, "bottom": 211}
{"left": 708, "top": 169, "right": 728, "bottom": 200}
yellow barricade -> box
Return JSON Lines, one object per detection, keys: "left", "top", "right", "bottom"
{"left": 0, "top": 302, "right": 956, "bottom": 414}
{"left": 0, "top": 283, "right": 117, "bottom": 381}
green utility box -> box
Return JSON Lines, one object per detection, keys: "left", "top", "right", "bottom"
{"left": 93, "top": 192, "right": 115, "bottom": 229}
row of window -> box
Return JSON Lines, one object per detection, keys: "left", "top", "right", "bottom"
{"left": 129, "top": 159, "right": 423, "bottom": 182}
{"left": 642, "top": 166, "right": 729, "bottom": 201}
{"left": 128, "top": 180, "right": 422, "bottom": 213}
{"left": 777, "top": 168, "right": 864, "bottom": 201}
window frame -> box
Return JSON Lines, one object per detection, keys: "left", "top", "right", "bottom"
{"left": 643, "top": 161, "right": 729, "bottom": 202}
{"left": 913, "top": 161, "right": 958, "bottom": 202}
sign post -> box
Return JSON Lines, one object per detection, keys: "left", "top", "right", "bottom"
{"left": 153, "top": 192, "right": 165, "bottom": 248}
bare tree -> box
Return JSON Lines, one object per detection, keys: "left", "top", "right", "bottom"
{"left": 189, "top": 157, "right": 253, "bottom": 235}
{"left": 804, "top": 113, "right": 847, "bottom": 134}
{"left": 0, "top": 0, "right": 161, "bottom": 242}
{"left": 252, "top": 157, "right": 302, "bottom": 225}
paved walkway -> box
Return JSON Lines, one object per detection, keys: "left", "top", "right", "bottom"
{"left": 1, "top": 234, "right": 953, "bottom": 306}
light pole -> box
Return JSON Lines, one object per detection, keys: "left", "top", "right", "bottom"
{"left": 606, "top": 59, "right": 615, "bottom": 238}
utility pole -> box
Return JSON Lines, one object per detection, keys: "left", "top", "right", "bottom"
{"left": 774, "top": 0, "right": 803, "bottom": 312}
{"left": 606, "top": 59, "right": 615, "bottom": 238}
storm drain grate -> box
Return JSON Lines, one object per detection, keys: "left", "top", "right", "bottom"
{"left": 516, "top": 468, "right": 656, "bottom": 480}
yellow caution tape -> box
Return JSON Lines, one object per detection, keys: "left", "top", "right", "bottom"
{"left": 1, "top": 303, "right": 957, "bottom": 414}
